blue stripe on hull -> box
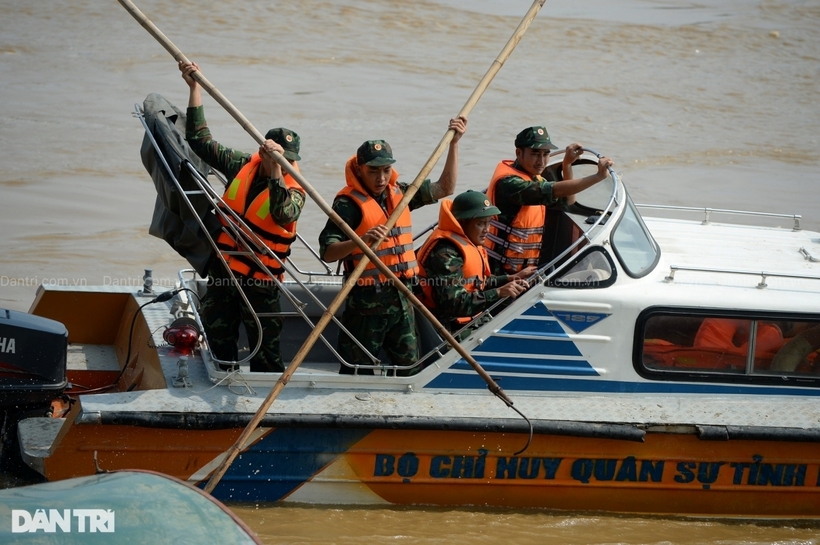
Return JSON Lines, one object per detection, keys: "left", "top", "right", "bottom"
{"left": 424, "top": 373, "right": 820, "bottom": 396}
{"left": 208, "top": 428, "right": 371, "bottom": 502}
{"left": 453, "top": 355, "right": 598, "bottom": 376}
{"left": 479, "top": 336, "right": 582, "bottom": 357}
{"left": 522, "top": 303, "right": 552, "bottom": 317}
{"left": 498, "top": 318, "right": 567, "bottom": 337}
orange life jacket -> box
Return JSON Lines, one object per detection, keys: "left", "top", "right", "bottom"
{"left": 694, "top": 319, "right": 784, "bottom": 355}
{"left": 485, "top": 160, "right": 546, "bottom": 274}
{"left": 337, "top": 156, "right": 417, "bottom": 285}
{"left": 417, "top": 199, "right": 490, "bottom": 325}
{"left": 216, "top": 153, "right": 304, "bottom": 281}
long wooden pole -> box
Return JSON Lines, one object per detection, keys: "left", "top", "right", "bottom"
{"left": 118, "top": 0, "right": 547, "bottom": 494}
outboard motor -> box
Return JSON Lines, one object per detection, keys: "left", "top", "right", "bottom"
{"left": 0, "top": 309, "right": 68, "bottom": 407}
{"left": 0, "top": 309, "right": 68, "bottom": 477}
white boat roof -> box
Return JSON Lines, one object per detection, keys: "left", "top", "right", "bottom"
{"left": 642, "top": 216, "right": 820, "bottom": 311}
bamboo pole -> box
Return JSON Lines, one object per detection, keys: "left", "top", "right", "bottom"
{"left": 117, "top": 0, "right": 547, "bottom": 494}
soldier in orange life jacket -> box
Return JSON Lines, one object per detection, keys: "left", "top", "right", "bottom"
{"left": 417, "top": 190, "right": 536, "bottom": 335}
{"left": 486, "top": 126, "right": 614, "bottom": 275}
{"left": 180, "top": 61, "right": 306, "bottom": 373}
{"left": 318, "top": 116, "right": 467, "bottom": 375}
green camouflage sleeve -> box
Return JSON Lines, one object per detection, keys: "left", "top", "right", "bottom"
{"left": 485, "top": 273, "right": 510, "bottom": 288}
{"left": 268, "top": 177, "right": 305, "bottom": 225}
{"left": 186, "top": 106, "right": 303, "bottom": 224}
{"left": 495, "top": 174, "right": 559, "bottom": 207}
{"left": 423, "top": 239, "right": 500, "bottom": 319}
{"left": 318, "top": 196, "right": 363, "bottom": 260}
{"left": 399, "top": 179, "right": 437, "bottom": 210}
{"left": 186, "top": 105, "right": 251, "bottom": 180}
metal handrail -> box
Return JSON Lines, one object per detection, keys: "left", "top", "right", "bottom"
{"left": 416, "top": 148, "right": 624, "bottom": 363}
{"left": 663, "top": 265, "right": 820, "bottom": 289}
{"left": 338, "top": 151, "right": 625, "bottom": 375}
{"left": 181, "top": 163, "right": 380, "bottom": 371}
{"left": 135, "top": 104, "right": 262, "bottom": 365}
{"left": 188, "top": 147, "right": 338, "bottom": 278}
{"left": 136, "top": 104, "right": 381, "bottom": 372}
{"left": 636, "top": 204, "right": 802, "bottom": 231}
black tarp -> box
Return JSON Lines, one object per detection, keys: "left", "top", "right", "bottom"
{"left": 139, "top": 93, "right": 221, "bottom": 277}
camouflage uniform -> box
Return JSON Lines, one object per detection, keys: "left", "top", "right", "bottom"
{"left": 186, "top": 105, "right": 304, "bottom": 372}
{"left": 421, "top": 238, "right": 510, "bottom": 335}
{"left": 318, "top": 178, "right": 436, "bottom": 376}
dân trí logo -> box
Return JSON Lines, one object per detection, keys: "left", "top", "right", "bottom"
{"left": 12, "top": 509, "right": 115, "bottom": 533}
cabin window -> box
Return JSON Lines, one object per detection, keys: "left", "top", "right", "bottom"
{"left": 611, "top": 197, "right": 659, "bottom": 278}
{"left": 637, "top": 311, "right": 820, "bottom": 384}
{"left": 548, "top": 247, "right": 615, "bottom": 289}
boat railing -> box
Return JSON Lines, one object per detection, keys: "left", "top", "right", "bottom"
{"left": 205, "top": 168, "right": 336, "bottom": 278}
{"left": 141, "top": 105, "right": 623, "bottom": 378}
{"left": 136, "top": 103, "right": 384, "bottom": 376}
{"left": 199, "top": 180, "right": 388, "bottom": 375}
{"left": 182, "top": 163, "right": 381, "bottom": 374}
{"left": 636, "top": 204, "right": 802, "bottom": 231}
{"left": 207, "top": 169, "right": 419, "bottom": 375}
{"left": 534, "top": 148, "right": 621, "bottom": 275}
{"left": 663, "top": 265, "right": 820, "bottom": 288}
{"left": 527, "top": 148, "right": 622, "bottom": 283}
{"left": 416, "top": 149, "right": 623, "bottom": 364}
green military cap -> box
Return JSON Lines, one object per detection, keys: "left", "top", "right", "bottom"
{"left": 451, "top": 190, "right": 501, "bottom": 220}
{"left": 265, "top": 127, "right": 301, "bottom": 161}
{"left": 514, "top": 126, "right": 558, "bottom": 150}
{"left": 356, "top": 140, "right": 396, "bottom": 166}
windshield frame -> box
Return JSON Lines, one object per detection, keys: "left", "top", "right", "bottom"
{"left": 610, "top": 195, "right": 660, "bottom": 279}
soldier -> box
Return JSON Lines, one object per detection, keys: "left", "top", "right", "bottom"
{"left": 486, "top": 126, "right": 614, "bottom": 275}
{"left": 417, "top": 190, "right": 535, "bottom": 335}
{"left": 319, "top": 116, "right": 467, "bottom": 375}
{"left": 179, "top": 60, "right": 306, "bottom": 372}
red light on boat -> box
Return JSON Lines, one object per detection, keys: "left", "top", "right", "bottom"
{"left": 163, "top": 318, "right": 200, "bottom": 354}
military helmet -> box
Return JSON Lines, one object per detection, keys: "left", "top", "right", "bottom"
{"left": 265, "top": 127, "right": 301, "bottom": 161}
{"left": 451, "top": 190, "right": 500, "bottom": 220}
{"left": 514, "top": 126, "right": 558, "bottom": 150}
{"left": 356, "top": 140, "right": 395, "bottom": 166}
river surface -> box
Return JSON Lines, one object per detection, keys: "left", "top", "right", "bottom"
{"left": 1, "top": 0, "right": 820, "bottom": 542}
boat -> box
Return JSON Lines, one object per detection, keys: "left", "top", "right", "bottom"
{"left": 0, "top": 469, "right": 262, "bottom": 543}
{"left": 4, "top": 94, "right": 820, "bottom": 519}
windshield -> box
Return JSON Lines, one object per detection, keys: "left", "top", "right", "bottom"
{"left": 611, "top": 196, "right": 660, "bottom": 278}
{"left": 550, "top": 247, "right": 616, "bottom": 289}
{"left": 568, "top": 161, "right": 615, "bottom": 211}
